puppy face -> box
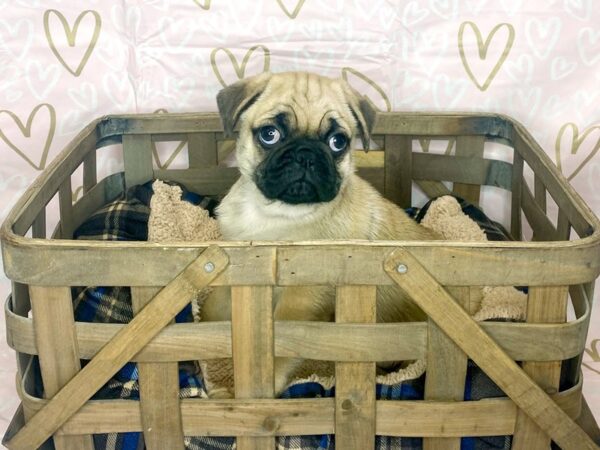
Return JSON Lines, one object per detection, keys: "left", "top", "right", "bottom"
{"left": 217, "top": 72, "right": 376, "bottom": 206}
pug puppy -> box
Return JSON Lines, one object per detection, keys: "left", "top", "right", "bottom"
{"left": 202, "top": 71, "right": 438, "bottom": 396}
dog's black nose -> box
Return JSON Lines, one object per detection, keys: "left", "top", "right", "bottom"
{"left": 295, "top": 148, "right": 317, "bottom": 170}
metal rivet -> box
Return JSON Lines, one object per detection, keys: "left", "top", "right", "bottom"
{"left": 204, "top": 262, "right": 215, "bottom": 273}
{"left": 396, "top": 264, "right": 408, "bottom": 274}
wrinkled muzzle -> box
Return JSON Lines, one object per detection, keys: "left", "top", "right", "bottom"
{"left": 254, "top": 139, "right": 342, "bottom": 204}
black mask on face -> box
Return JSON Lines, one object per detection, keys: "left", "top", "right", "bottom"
{"left": 254, "top": 137, "right": 343, "bottom": 205}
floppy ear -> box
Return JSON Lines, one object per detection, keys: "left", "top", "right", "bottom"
{"left": 341, "top": 82, "right": 378, "bottom": 151}
{"left": 216, "top": 72, "right": 272, "bottom": 137}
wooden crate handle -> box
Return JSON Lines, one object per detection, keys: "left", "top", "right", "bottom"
{"left": 383, "top": 248, "right": 599, "bottom": 450}
{"left": 5, "top": 245, "right": 229, "bottom": 450}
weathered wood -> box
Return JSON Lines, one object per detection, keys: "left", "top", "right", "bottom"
{"left": 512, "top": 285, "right": 568, "bottom": 450}
{"left": 557, "top": 209, "right": 572, "bottom": 241}
{"left": 232, "top": 286, "right": 275, "bottom": 450}
{"left": 5, "top": 246, "right": 228, "bottom": 450}
{"left": 577, "top": 397, "right": 600, "bottom": 445}
{"left": 342, "top": 153, "right": 514, "bottom": 191}
{"left": 521, "top": 181, "right": 558, "bottom": 241}
{"left": 335, "top": 286, "right": 376, "bottom": 450}
{"left": 372, "top": 113, "right": 513, "bottom": 138}
{"left": 452, "top": 135, "right": 485, "bottom": 204}
{"left": 275, "top": 243, "right": 600, "bottom": 287}
{"left": 122, "top": 134, "right": 153, "bottom": 189}
{"left": 10, "top": 122, "right": 98, "bottom": 236}
{"left": 2, "top": 111, "right": 600, "bottom": 449}
{"left": 511, "top": 151, "right": 524, "bottom": 240}
{"left": 82, "top": 151, "right": 97, "bottom": 194}
{"left": 32, "top": 210, "right": 45, "bottom": 239}
{"left": 384, "top": 135, "right": 412, "bottom": 207}
{"left": 423, "top": 287, "right": 469, "bottom": 450}
{"left": 69, "top": 172, "right": 125, "bottom": 233}
{"left": 58, "top": 178, "right": 74, "bottom": 239}
{"left": 534, "top": 174, "right": 547, "bottom": 213}
{"left": 8, "top": 282, "right": 32, "bottom": 379}
{"left": 513, "top": 127, "right": 593, "bottom": 237}
{"left": 153, "top": 167, "right": 239, "bottom": 196}
{"left": 188, "top": 132, "right": 218, "bottom": 168}
{"left": 383, "top": 248, "right": 598, "bottom": 450}
{"left": 15, "top": 381, "right": 583, "bottom": 438}
{"left": 413, "top": 153, "right": 512, "bottom": 189}
{"left": 131, "top": 287, "right": 185, "bottom": 450}
{"left": 5, "top": 296, "right": 591, "bottom": 363}
{"left": 95, "top": 112, "right": 514, "bottom": 139}
{"left": 30, "top": 286, "right": 94, "bottom": 450}
{"left": 415, "top": 180, "right": 452, "bottom": 199}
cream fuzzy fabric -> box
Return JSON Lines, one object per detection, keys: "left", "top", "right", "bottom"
{"left": 148, "top": 182, "right": 526, "bottom": 391}
{"left": 149, "top": 179, "right": 221, "bottom": 242}
{"left": 420, "top": 196, "right": 527, "bottom": 323}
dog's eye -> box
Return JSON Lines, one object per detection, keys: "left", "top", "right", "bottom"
{"left": 258, "top": 126, "right": 281, "bottom": 146}
{"left": 328, "top": 133, "right": 348, "bottom": 152}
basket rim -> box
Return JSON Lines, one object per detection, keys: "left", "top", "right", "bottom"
{"left": 1, "top": 112, "right": 599, "bottom": 286}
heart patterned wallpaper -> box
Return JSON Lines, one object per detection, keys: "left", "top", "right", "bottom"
{"left": 0, "top": 0, "right": 599, "bottom": 438}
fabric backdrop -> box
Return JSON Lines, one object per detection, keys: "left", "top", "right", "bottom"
{"left": 0, "top": 0, "right": 599, "bottom": 441}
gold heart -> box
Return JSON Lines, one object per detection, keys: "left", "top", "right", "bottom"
{"left": 341, "top": 67, "right": 391, "bottom": 112}
{"left": 192, "top": 0, "right": 211, "bottom": 10}
{"left": 583, "top": 362, "right": 600, "bottom": 376}
{"left": 152, "top": 109, "right": 187, "bottom": 169}
{"left": 211, "top": 45, "right": 271, "bottom": 88}
{"left": 555, "top": 122, "right": 600, "bottom": 181}
{"left": 0, "top": 103, "right": 56, "bottom": 170}
{"left": 458, "top": 21, "right": 515, "bottom": 92}
{"left": 43, "top": 9, "right": 102, "bottom": 77}
{"left": 276, "top": 0, "right": 306, "bottom": 19}
{"left": 418, "top": 138, "right": 455, "bottom": 155}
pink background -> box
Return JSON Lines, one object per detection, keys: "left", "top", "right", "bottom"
{"left": 1, "top": 0, "right": 599, "bottom": 442}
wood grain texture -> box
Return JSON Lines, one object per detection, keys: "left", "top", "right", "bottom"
{"left": 58, "top": 178, "right": 74, "bottom": 239}
{"left": 423, "top": 287, "right": 469, "bottom": 450}
{"left": 5, "top": 300, "right": 590, "bottom": 363}
{"left": 511, "top": 150, "right": 524, "bottom": 240}
{"left": 131, "top": 286, "right": 185, "bottom": 450}
{"left": 534, "top": 174, "right": 547, "bottom": 213}
{"left": 188, "top": 132, "right": 218, "bottom": 168}
{"left": 232, "top": 286, "right": 275, "bottom": 450}
{"left": 415, "top": 179, "right": 452, "bottom": 199}
{"left": 30, "top": 286, "right": 94, "bottom": 450}
{"left": 453, "top": 135, "right": 485, "bottom": 204}
{"left": 2, "top": 111, "right": 600, "bottom": 448}
{"left": 335, "top": 286, "right": 377, "bottom": 450}
{"left": 123, "top": 134, "right": 153, "bottom": 189}
{"left": 577, "top": 397, "right": 600, "bottom": 445}
{"left": 521, "top": 181, "right": 558, "bottom": 241}
{"left": 512, "top": 285, "right": 568, "bottom": 450}
{"left": 384, "top": 134, "right": 412, "bottom": 207}
{"left": 384, "top": 248, "right": 598, "bottom": 450}
{"left": 82, "top": 150, "right": 97, "bottom": 194}
{"left": 9, "top": 122, "right": 99, "bottom": 236}
{"left": 5, "top": 246, "right": 228, "bottom": 450}
{"left": 15, "top": 381, "right": 584, "bottom": 438}
{"left": 513, "top": 127, "right": 592, "bottom": 238}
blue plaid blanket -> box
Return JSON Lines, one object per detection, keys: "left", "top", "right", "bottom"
{"left": 71, "top": 183, "right": 513, "bottom": 450}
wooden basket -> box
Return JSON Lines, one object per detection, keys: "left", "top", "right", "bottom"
{"left": 2, "top": 112, "right": 600, "bottom": 450}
